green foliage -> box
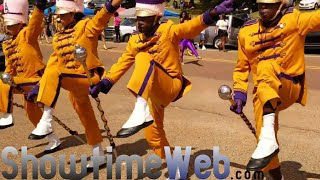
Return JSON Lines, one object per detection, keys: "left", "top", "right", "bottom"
{"left": 29, "top": 0, "right": 35, "bottom": 5}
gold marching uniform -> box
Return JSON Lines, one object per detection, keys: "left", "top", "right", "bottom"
{"left": 103, "top": 16, "right": 208, "bottom": 158}
{"left": 0, "top": 8, "right": 45, "bottom": 127}
{"left": 233, "top": 7, "right": 320, "bottom": 171}
{"left": 36, "top": 8, "right": 114, "bottom": 146}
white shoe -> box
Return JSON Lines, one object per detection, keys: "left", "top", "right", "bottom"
{"left": 44, "top": 133, "right": 61, "bottom": 153}
{"left": 29, "top": 106, "right": 53, "bottom": 139}
{"left": 251, "top": 127, "right": 279, "bottom": 159}
{"left": 87, "top": 144, "right": 106, "bottom": 170}
{"left": 117, "top": 97, "right": 154, "bottom": 138}
{"left": 251, "top": 113, "right": 279, "bottom": 159}
{"left": 0, "top": 113, "right": 14, "bottom": 129}
{"left": 202, "top": 46, "right": 206, "bottom": 50}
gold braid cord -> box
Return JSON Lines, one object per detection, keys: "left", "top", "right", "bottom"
{"left": 239, "top": 113, "right": 256, "bottom": 136}
{"left": 94, "top": 96, "right": 116, "bottom": 149}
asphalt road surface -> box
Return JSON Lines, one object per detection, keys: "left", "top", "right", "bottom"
{"left": 0, "top": 42, "right": 319, "bottom": 180}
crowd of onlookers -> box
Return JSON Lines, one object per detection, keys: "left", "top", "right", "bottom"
{"left": 171, "top": 0, "right": 196, "bottom": 10}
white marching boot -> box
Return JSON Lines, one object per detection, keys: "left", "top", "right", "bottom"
{"left": 87, "top": 143, "right": 107, "bottom": 171}
{"left": 247, "top": 113, "right": 279, "bottom": 171}
{"left": 116, "top": 96, "right": 154, "bottom": 138}
{"left": 44, "top": 133, "right": 61, "bottom": 154}
{"left": 28, "top": 106, "right": 54, "bottom": 140}
{"left": 0, "top": 113, "right": 14, "bottom": 129}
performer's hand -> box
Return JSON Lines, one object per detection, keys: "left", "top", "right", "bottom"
{"left": 111, "top": 0, "right": 125, "bottom": 7}
{"left": 89, "top": 79, "right": 113, "bottom": 98}
{"left": 26, "top": 84, "right": 39, "bottom": 102}
{"left": 214, "top": 0, "right": 234, "bottom": 15}
{"left": 105, "top": 0, "right": 123, "bottom": 13}
{"left": 35, "top": 0, "right": 47, "bottom": 11}
{"left": 230, "top": 99, "right": 244, "bottom": 114}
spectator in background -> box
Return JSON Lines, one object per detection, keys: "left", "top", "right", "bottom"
{"left": 216, "top": 14, "right": 229, "bottom": 52}
{"left": 199, "top": 29, "right": 206, "bottom": 50}
{"left": 46, "top": 8, "right": 54, "bottom": 37}
{"left": 114, "top": 12, "right": 121, "bottom": 43}
{"left": 173, "top": 0, "right": 178, "bottom": 9}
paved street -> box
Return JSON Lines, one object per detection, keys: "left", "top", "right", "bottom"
{"left": 0, "top": 42, "right": 319, "bottom": 180}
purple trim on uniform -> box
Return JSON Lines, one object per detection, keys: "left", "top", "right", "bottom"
{"left": 243, "top": 19, "right": 258, "bottom": 27}
{"left": 19, "top": 82, "right": 39, "bottom": 87}
{"left": 57, "top": 35, "right": 73, "bottom": 42}
{"left": 60, "top": 73, "right": 88, "bottom": 79}
{"left": 138, "top": 61, "right": 155, "bottom": 96}
{"left": 50, "top": 77, "right": 61, "bottom": 108}
{"left": 136, "top": 0, "right": 164, "bottom": 4}
{"left": 259, "top": 54, "right": 281, "bottom": 61}
{"left": 284, "top": 7, "right": 294, "bottom": 14}
{"left": 234, "top": 91, "right": 247, "bottom": 106}
{"left": 58, "top": 29, "right": 75, "bottom": 35}
{"left": 8, "top": 52, "right": 18, "bottom": 58}
{"left": 61, "top": 51, "right": 74, "bottom": 57}
{"left": 154, "top": 61, "right": 174, "bottom": 78}
{"left": 5, "top": 45, "right": 15, "bottom": 51}
{"left": 254, "top": 34, "right": 282, "bottom": 45}
{"left": 257, "top": 43, "right": 282, "bottom": 52}
{"left": 251, "top": 25, "right": 282, "bottom": 36}
{"left": 105, "top": 1, "right": 120, "bottom": 13}
{"left": 277, "top": 72, "right": 299, "bottom": 84}
{"left": 58, "top": 43, "right": 73, "bottom": 50}
{"left": 202, "top": 10, "right": 215, "bottom": 26}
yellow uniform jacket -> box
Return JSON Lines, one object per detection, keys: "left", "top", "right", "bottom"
{"left": 103, "top": 15, "right": 209, "bottom": 100}
{"left": 233, "top": 7, "right": 320, "bottom": 106}
{"left": 2, "top": 8, "right": 45, "bottom": 78}
{"left": 47, "top": 8, "right": 112, "bottom": 73}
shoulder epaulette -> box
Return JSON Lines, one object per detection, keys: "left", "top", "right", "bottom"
{"left": 242, "top": 19, "right": 258, "bottom": 27}
{"left": 160, "top": 18, "right": 169, "bottom": 23}
{"left": 284, "top": 7, "right": 294, "bottom": 14}
{"left": 132, "top": 30, "right": 140, "bottom": 35}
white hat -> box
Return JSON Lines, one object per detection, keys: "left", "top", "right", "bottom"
{"left": 3, "top": 0, "right": 28, "bottom": 26}
{"left": 55, "top": 0, "right": 84, "bottom": 15}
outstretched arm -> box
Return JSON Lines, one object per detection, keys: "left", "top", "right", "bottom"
{"left": 85, "top": 0, "right": 124, "bottom": 37}
{"left": 171, "top": 0, "right": 234, "bottom": 40}
{"left": 26, "top": 0, "right": 47, "bottom": 43}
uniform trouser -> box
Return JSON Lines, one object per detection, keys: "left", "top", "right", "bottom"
{"left": 0, "top": 76, "right": 42, "bottom": 127}
{"left": 126, "top": 52, "right": 183, "bottom": 159}
{"left": 180, "top": 39, "right": 199, "bottom": 62}
{"left": 254, "top": 60, "right": 301, "bottom": 171}
{"left": 36, "top": 67, "right": 103, "bottom": 145}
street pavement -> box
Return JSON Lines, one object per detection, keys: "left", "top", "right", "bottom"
{"left": 0, "top": 42, "right": 319, "bottom": 180}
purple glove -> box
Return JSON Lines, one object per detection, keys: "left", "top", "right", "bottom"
{"left": 35, "top": 0, "right": 47, "bottom": 11}
{"left": 89, "top": 78, "right": 113, "bottom": 98}
{"left": 26, "top": 84, "right": 39, "bottom": 102}
{"left": 230, "top": 99, "right": 244, "bottom": 114}
{"left": 229, "top": 91, "right": 247, "bottom": 114}
{"left": 214, "top": 0, "right": 234, "bottom": 15}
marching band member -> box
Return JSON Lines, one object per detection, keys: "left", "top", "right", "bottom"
{"left": 0, "top": 0, "right": 61, "bottom": 153}
{"left": 26, "top": 0, "right": 124, "bottom": 169}
{"left": 89, "top": 0, "right": 234, "bottom": 178}
{"left": 230, "top": 0, "right": 320, "bottom": 178}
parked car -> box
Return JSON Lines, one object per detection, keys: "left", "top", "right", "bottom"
{"left": 193, "top": 14, "right": 247, "bottom": 49}
{"left": 105, "top": 17, "right": 137, "bottom": 42}
{"left": 299, "top": 0, "right": 320, "bottom": 10}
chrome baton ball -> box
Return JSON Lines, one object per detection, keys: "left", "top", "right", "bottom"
{"left": 74, "top": 44, "right": 87, "bottom": 64}
{"left": 1, "top": 72, "right": 13, "bottom": 85}
{"left": 218, "top": 85, "right": 233, "bottom": 100}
